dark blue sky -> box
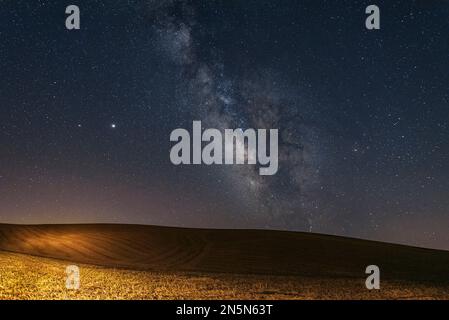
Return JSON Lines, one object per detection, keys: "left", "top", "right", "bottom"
{"left": 1, "top": 0, "right": 449, "bottom": 250}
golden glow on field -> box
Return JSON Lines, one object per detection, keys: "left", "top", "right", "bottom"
{"left": 1, "top": 251, "right": 447, "bottom": 300}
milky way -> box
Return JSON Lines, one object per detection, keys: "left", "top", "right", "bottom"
{"left": 149, "top": 0, "right": 328, "bottom": 231}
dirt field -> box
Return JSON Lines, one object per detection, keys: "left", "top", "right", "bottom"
{"left": 1, "top": 251, "right": 448, "bottom": 300}
{"left": 0, "top": 223, "right": 448, "bottom": 300}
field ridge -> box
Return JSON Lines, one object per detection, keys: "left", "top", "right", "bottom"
{"left": 0, "top": 223, "right": 449, "bottom": 283}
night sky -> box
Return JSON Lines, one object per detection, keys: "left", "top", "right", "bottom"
{"left": 1, "top": 0, "right": 448, "bottom": 250}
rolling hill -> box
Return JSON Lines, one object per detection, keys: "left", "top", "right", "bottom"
{"left": 0, "top": 223, "right": 448, "bottom": 284}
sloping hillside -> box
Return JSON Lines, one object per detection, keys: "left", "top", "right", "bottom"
{"left": 0, "top": 224, "right": 448, "bottom": 283}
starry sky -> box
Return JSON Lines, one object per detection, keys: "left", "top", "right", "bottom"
{"left": 1, "top": 0, "right": 448, "bottom": 250}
